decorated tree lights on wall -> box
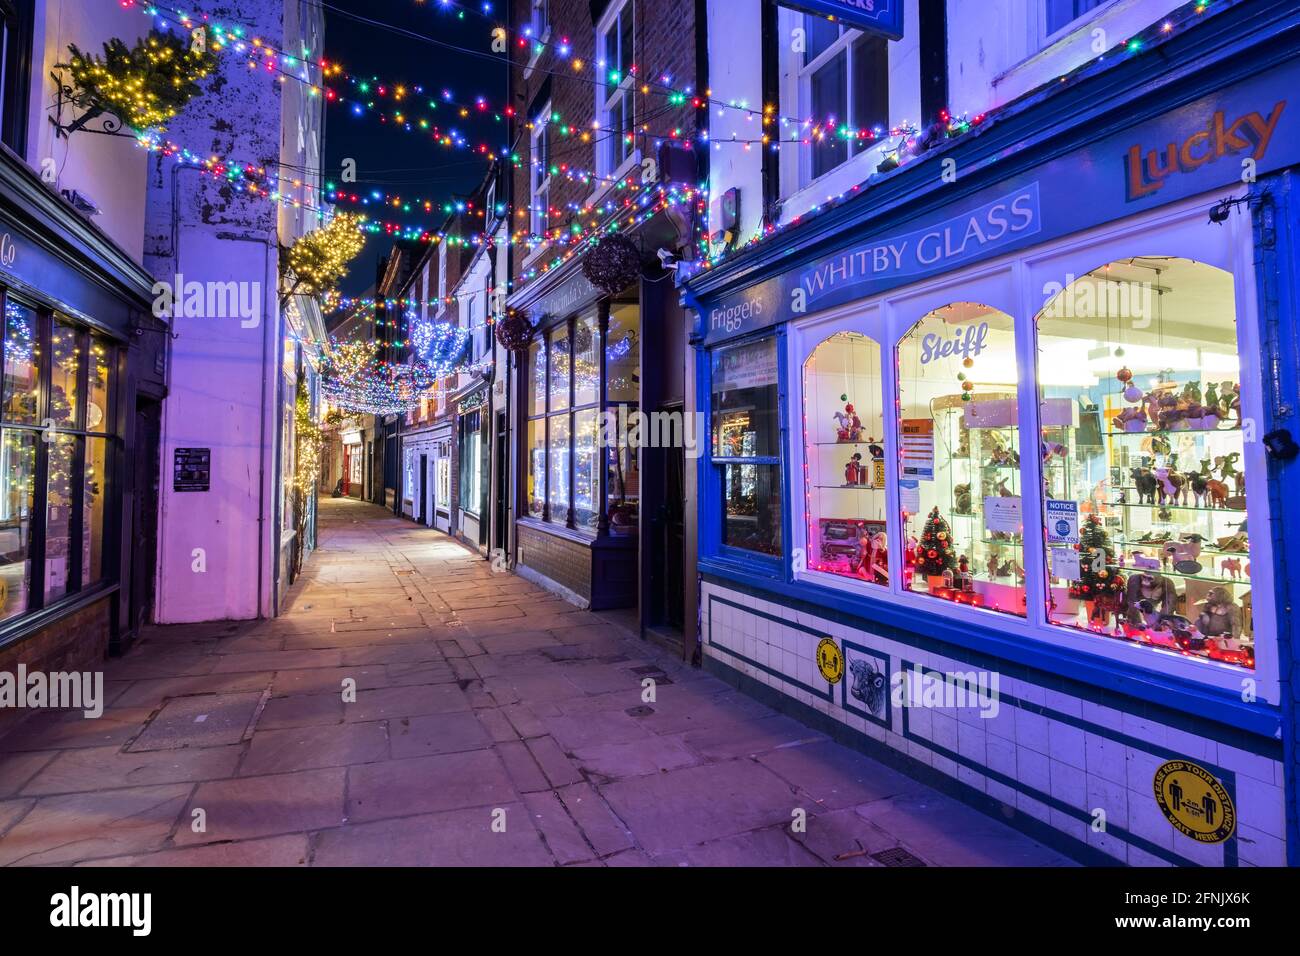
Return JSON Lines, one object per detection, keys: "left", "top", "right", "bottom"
{"left": 55, "top": 28, "right": 218, "bottom": 136}
{"left": 280, "top": 212, "right": 368, "bottom": 306}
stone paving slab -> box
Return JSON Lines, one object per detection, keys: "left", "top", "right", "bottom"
{"left": 0, "top": 497, "right": 1076, "bottom": 867}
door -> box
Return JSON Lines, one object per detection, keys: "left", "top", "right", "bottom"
{"left": 127, "top": 398, "right": 162, "bottom": 642}
{"left": 494, "top": 412, "right": 507, "bottom": 554}
{"left": 419, "top": 454, "right": 428, "bottom": 524}
{"left": 648, "top": 408, "right": 686, "bottom": 632}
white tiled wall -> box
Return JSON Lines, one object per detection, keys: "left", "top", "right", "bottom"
{"left": 701, "top": 581, "right": 1287, "bottom": 867}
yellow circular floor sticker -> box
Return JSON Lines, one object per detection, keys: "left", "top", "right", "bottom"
{"left": 816, "top": 638, "right": 844, "bottom": 684}
{"left": 1153, "top": 759, "right": 1235, "bottom": 844}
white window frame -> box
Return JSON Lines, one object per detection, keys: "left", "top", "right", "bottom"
{"left": 524, "top": 0, "right": 551, "bottom": 78}
{"left": 783, "top": 188, "right": 1278, "bottom": 703}
{"left": 530, "top": 101, "right": 552, "bottom": 239}
{"left": 595, "top": 0, "right": 635, "bottom": 178}
{"left": 777, "top": 7, "right": 892, "bottom": 198}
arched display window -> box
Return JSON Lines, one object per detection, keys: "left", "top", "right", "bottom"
{"left": 801, "top": 331, "right": 888, "bottom": 586}
{"left": 1035, "top": 257, "right": 1254, "bottom": 670}
{"left": 896, "top": 303, "right": 1026, "bottom": 617}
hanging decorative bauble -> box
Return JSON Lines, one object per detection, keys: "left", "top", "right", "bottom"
{"left": 1116, "top": 366, "right": 1133, "bottom": 384}
{"left": 495, "top": 309, "right": 534, "bottom": 353}
{"left": 962, "top": 380, "right": 974, "bottom": 392}
{"left": 1123, "top": 384, "right": 1143, "bottom": 403}
{"left": 961, "top": 393, "right": 972, "bottom": 402}
{"left": 581, "top": 234, "right": 642, "bottom": 297}
{"left": 957, "top": 372, "right": 966, "bottom": 381}
{"left": 1114, "top": 346, "right": 1126, "bottom": 358}
{"left": 962, "top": 356, "right": 974, "bottom": 368}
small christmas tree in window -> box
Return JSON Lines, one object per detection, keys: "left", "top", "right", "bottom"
{"left": 918, "top": 506, "right": 957, "bottom": 587}
{"left": 1071, "top": 513, "right": 1121, "bottom": 624}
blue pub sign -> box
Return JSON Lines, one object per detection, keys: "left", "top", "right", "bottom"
{"left": 784, "top": 0, "right": 904, "bottom": 40}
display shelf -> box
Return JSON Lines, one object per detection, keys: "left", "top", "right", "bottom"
{"left": 812, "top": 483, "right": 885, "bottom": 492}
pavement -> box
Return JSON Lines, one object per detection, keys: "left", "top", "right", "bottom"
{"left": 0, "top": 497, "right": 1075, "bottom": 867}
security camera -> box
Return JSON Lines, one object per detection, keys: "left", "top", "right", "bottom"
{"left": 656, "top": 247, "right": 679, "bottom": 270}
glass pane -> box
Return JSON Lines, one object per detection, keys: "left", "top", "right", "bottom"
{"left": 810, "top": 51, "right": 848, "bottom": 180}
{"left": 722, "top": 463, "right": 781, "bottom": 555}
{"left": 803, "top": 14, "right": 840, "bottom": 65}
{"left": 712, "top": 337, "right": 778, "bottom": 458}
{"left": 607, "top": 402, "right": 639, "bottom": 534}
{"left": 606, "top": 301, "right": 640, "bottom": 402}
{"left": 573, "top": 408, "right": 599, "bottom": 530}
{"left": 0, "top": 428, "right": 35, "bottom": 620}
{"left": 851, "top": 34, "right": 890, "bottom": 144}
{"left": 83, "top": 436, "right": 108, "bottom": 587}
{"left": 87, "top": 336, "right": 113, "bottom": 432}
{"left": 50, "top": 318, "right": 82, "bottom": 429}
{"left": 1037, "top": 258, "right": 1254, "bottom": 669}
{"left": 897, "top": 303, "right": 1024, "bottom": 617}
{"left": 549, "top": 325, "right": 570, "bottom": 412}
{"left": 546, "top": 413, "right": 570, "bottom": 523}
{"left": 574, "top": 311, "right": 599, "bottom": 406}
{"left": 528, "top": 340, "right": 546, "bottom": 416}
{"left": 3, "top": 300, "right": 39, "bottom": 425}
{"left": 527, "top": 417, "right": 546, "bottom": 518}
{"left": 619, "top": 6, "right": 633, "bottom": 77}
{"left": 44, "top": 433, "right": 78, "bottom": 602}
{"left": 803, "top": 332, "right": 888, "bottom": 585}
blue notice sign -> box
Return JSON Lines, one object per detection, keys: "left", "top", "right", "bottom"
{"left": 786, "top": 0, "right": 904, "bottom": 40}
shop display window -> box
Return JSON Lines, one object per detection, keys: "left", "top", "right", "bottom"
{"left": 896, "top": 303, "right": 1025, "bottom": 617}
{"left": 712, "top": 337, "right": 781, "bottom": 556}
{"left": 50, "top": 319, "right": 81, "bottom": 429}
{"left": 526, "top": 417, "right": 545, "bottom": 518}
{"left": 1036, "top": 258, "right": 1255, "bottom": 670}
{"left": 802, "top": 332, "right": 888, "bottom": 585}
{"left": 3, "top": 300, "right": 38, "bottom": 425}
{"left": 573, "top": 408, "right": 599, "bottom": 529}
{"left": 0, "top": 428, "right": 35, "bottom": 620}
{"left": 547, "top": 412, "right": 570, "bottom": 523}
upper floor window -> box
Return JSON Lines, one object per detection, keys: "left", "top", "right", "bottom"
{"left": 530, "top": 102, "right": 552, "bottom": 238}
{"left": 527, "top": 0, "right": 550, "bottom": 40}
{"left": 782, "top": 10, "right": 889, "bottom": 186}
{"left": 0, "top": 0, "right": 32, "bottom": 153}
{"left": 597, "top": 0, "right": 635, "bottom": 175}
{"left": 1045, "top": 0, "right": 1107, "bottom": 37}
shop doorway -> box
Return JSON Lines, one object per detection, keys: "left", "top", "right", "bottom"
{"left": 494, "top": 411, "right": 507, "bottom": 556}
{"left": 418, "top": 454, "right": 428, "bottom": 523}
{"left": 125, "top": 397, "right": 162, "bottom": 648}
{"left": 647, "top": 405, "right": 686, "bottom": 634}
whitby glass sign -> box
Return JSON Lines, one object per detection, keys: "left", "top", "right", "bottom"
{"left": 785, "top": 0, "right": 904, "bottom": 40}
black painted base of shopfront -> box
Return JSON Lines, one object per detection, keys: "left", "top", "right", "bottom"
{"left": 516, "top": 519, "right": 636, "bottom": 610}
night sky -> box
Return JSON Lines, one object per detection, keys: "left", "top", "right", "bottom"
{"left": 322, "top": 0, "right": 508, "bottom": 297}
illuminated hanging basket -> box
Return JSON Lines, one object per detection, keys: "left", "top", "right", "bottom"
{"left": 495, "top": 309, "right": 534, "bottom": 353}
{"left": 581, "top": 234, "right": 642, "bottom": 297}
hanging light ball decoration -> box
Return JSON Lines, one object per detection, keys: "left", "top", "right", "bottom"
{"left": 60, "top": 29, "right": 218, "bottom": 132}
{"left": 495, "top": 309, "right": 534, "bottom": 353}
{"left": 284, "top": 212, "right": 368, "bottom": 298}
{"left": 581, "top": 234, "right": 642, "bottom": 297}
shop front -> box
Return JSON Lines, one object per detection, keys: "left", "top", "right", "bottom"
{"left": 686, "top": 46, "right": 1300, "bottom": 865}
{"left": 341, "top": 427, "right": 364, "bottom": 499}
{"left": 508, "top": 265, "right": 640, "bottom": 609}
{"left": 0, "top": 150, "right": 157, "bottom": 725}
{"left": 401, "top": 423, "right": 454, "bottom": 532}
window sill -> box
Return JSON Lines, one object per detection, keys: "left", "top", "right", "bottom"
{"left": 0, "top": 582, "right": 120, "bottom": 654}
{"left": 517, "top": 515, "right": 598, "bottom": 546}
{"left": 699, "top": 557, "right": 1280, "bottom": 739}
{"left": 585, "top": 150, "right": 642, "bottom": 210}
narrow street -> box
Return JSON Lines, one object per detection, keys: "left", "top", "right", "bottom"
{"left": 0, "top": 497, "right": 1072, "bottom": 867}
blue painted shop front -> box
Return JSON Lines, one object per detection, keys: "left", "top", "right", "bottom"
{"left": 685, "top": 1, "right": 1300, "bottom": 866}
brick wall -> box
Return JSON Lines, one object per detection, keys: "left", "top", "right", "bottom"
{"left": 507, "top": 0, "right": 699, "bottom": 288}
{"left": 0, "top": 597, "right": 112, "bottom": 740}
{"left": 518, "top": 523, "right": 592, "bottom": 602}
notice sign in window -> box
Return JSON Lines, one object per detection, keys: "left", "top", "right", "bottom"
{"left": 900, "top": 419, "right": 934, "bottom": 479}
{"left": 174, "top": 448, "right": 211, "bottom": 492}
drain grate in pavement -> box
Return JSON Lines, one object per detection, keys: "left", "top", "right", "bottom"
{"left": 872, "top": 847, "right": 927, "bottom": 867}
{"left": 625, "top": 705, "right": 655, "bottom": 717}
